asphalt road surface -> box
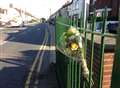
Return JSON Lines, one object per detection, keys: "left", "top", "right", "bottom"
{"left": 0, "top": 23, "right": 57, "bottom": 88}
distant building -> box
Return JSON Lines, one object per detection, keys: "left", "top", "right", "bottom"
{"left": 89, "top": 0, "right": 119, "bottom": 33}
{"left": 50, "top": 0, "right": 90, "bottom": 27}
{"left": 90, "top": 0, "right": 120, "bottom": 20}
{"left": 0, "top": 8, "right": 7, "bottom": 14}
{"left": 0, "top": 7, "right": 9, "bottom": 25}
{"left": 0, "top": 4, "right": 39, "bottom": 26}
{"left": 69, "top": 0, "right": 85, "bottom": 18}
{"left": 68, "top": 0, "right": 90, "bottom": 27}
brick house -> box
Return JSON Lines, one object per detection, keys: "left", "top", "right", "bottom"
{"left": 90, "top": 0, "right": 120, "bottom": 20}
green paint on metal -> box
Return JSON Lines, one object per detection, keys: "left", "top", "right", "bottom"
{"left": 55, "top": 7, "right": 117, "bottom": 88}
{"left": 111, "top": 7, "right": 120, "bottom": 88}
{"left": 98, "top": 7, "right": 107, "bottom": 88}
{"left": 89, "top": 9, "right": 96, "bottom": 88}
{"left": 77, "top": 63, "right": 81, "bottom": 88}
{"left": 71, "top": 59, "right": 74, "bottom": 88}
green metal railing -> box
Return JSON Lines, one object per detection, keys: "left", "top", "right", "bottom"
{"left": 111, "top": 7, "right": 120, "bottom": 88}
{"left": 55, "top": 8, "right": 118, "bottom": 88}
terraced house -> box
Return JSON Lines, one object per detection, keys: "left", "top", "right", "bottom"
{"left": 90, "top": 0, "right": 120, "bottom": 20}
{"left": 89, "top": 0, "right": 120, "bottom": 33}
{"left": 0, "top": 4, "right": 39, "bottom": 27}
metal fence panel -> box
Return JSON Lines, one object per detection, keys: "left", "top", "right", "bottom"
{"left": 55, "top": 8, "right": 118, "bottom": 88}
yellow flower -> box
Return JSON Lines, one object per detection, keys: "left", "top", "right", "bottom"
{"left": 70, "top": 42, "right": 79, "bottom": 51}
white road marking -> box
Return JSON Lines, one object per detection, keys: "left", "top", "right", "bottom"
{"left": 25, "top": 26, "right": 48, "bottom": 88}
{"left": 27, "top": 45, "right": 55, "bottom": 50}
{"left": 0, "top": 27, "right": 30, "bottom": 46}
{"left": 33, "top": 28, "right": 48, "bottom": 88}
{"left": 37, "top": 28, "right": 41, "bottom": 30}
{"left": 48, "top": 24, "right": 56, "bottom": 63}
{"left": 0, "top": 28, "right": 4, "bottom": 30}
{"left": 0, "top": 41, "right": 7, "bottom": 45}
{"left": 0, "top": 37, "right": 15, "bottom": 46}
{"left": 8, "top": 37, "right": 15, "bottom": 41}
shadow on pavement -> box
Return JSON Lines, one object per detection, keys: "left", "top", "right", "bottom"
{"left": 0, "top": 50, "right": 39, "bottom": 88}
{"left": 0, "top": 49, "right": 57, "bottom": 88}
{"left": 3, "top": 23, "right": 47, "bottom": 45}
{"left": 21, "top": 50, "right": 57, "bottom": 88}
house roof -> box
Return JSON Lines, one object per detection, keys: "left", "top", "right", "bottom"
{"left": 0, "top": 7, "right": 7, "bottom": 14}
{"left": 0, "top": 5, "right": 40, "bottom": 20}
{"left": 50, "top": 0, "right": 73, "bottom": 17}
{"left": 14, "top": 7, "right": 40, "bottom": 20}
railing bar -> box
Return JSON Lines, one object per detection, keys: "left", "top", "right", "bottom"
{"left": 71, "top": 59, "right": 74, "bottom": 88}
{"left": 83, "top": 81, "right": 86, "bottom": 88}
{"left": 74, "top": 61, "right": 78, "bottom": 88}
{"left": 67, "top": 58, "right": 70, "bottom": 88}
{"left": 84, "top": 17, "right": 88, "bottom": 88}
{"left": 85, "top": 31, "right": 116, "bottom": 37}
{"left": 56, "top": 47, "right": 79, "bottom": 61}
{"left": 78, "top": 63, "right": 81, "bottom": 88}
{"left": 111, "top": 7, "right": 120, "bottom": 88}
{"left": 70, "top": 59, "right": 72, "bottom": 88}
{"left": 89, "top": 9, "right": 96, "bottom": 88}
{"left": 73, "top": 16, "right": 76, "bottom": 26}
{"left": 84, "top": 17, "right": 88, "bottom": 66}
{"left": 56, "top": 22, "right": 116, "bottom": 38}
{"left": 98, "top": 7, "right": 107, "bottom": 88}
{"left": 76, "top": 18, "right": 78, "bottom": 27}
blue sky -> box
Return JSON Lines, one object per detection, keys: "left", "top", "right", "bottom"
{"left": 0, "top": 0, "right": 71, "bottom": 19}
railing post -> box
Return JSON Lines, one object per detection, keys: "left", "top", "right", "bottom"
{"left": 111, "top": 7, "right": 120, "bottom": 88}
{"left": 98, "top": 7, "right": 107, "bottom": 88}
{"left": 89, "top": 8, "right": 96, "bottom": 88}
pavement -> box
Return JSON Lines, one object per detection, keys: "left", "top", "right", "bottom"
{"left": 0, "top": 23, "right": 58, "bottom": 88}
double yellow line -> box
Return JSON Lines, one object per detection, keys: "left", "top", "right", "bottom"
{"left": 25, "top": 25, "right": 48, "bottom": 88}
{"left": 33, "top": 27, "right": 49, "bottom": 88}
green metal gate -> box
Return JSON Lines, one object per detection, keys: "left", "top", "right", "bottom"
{"left": 55, "top": 8, "right": 119, "bottom": 88}
{"left": 111, "top": 7, "right": 120, "bottom": 88}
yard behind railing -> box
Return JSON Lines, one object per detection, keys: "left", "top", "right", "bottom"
{"left": 55, "top": 8, "right": 119, "bottom": 88}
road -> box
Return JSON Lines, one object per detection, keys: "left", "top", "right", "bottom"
{"left": 0, "top": 23, "right": 57, "bottom": 88}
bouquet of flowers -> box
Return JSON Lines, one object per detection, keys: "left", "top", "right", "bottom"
{"left": 60, "top": 26, "right": 89, "bottom": 79}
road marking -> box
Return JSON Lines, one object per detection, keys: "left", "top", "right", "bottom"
{"left": 37, "top": 28, "right": 41, "bottom": 30}
{"left": 28, "top": 45, "right": 55, "bottom": 50}
{"left": 34, "top": 24, "right": 56, "bottom": 87}
{"left": 9, "top": 37, "right": 15, "bottom": 41}
{"left": 48, "top": 24, "right": 56, "bottom": 63}
{"left": 25, "top": 25, "right": 48, "bottom": 88}
{"left": 0, "top": 28, "right": 4, "bottom": 30}
{"left": 33, "top": 27, "right": 49, "bottom": 88}
{"left": 33, "top": 45, "right": 47, "bottom": 88}
{"left": 0, "top": 27, "right": 31, "bottom": 46}
{"left": 10, "top": 30, "right": 19, "bottom": 33}
{"left": 0, "top": 41, "right": 7, "bottom": 45}
{"left": 0, "top": 36, "right": 16, "bottom": 46}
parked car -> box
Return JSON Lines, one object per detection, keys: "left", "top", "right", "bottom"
{"left": 49, "top": 18, "right": 55, "bottom": 25}
{"left": 95, "top": 21, "right": 119, "bottom": 33}
{"left": 96, "top": 22, "right": 102, "bottom": 32}
{"left": 107, "top": 21, "right": 119, "bottom": 34}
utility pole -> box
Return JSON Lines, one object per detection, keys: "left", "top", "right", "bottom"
{"left": 25, "top": 8, "right": 27, "bottom": 25}
{"left": 50, "top": 8, "right": 51, "bottom": 18}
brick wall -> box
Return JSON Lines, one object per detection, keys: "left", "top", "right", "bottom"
{"left": 86, "top": 37, "right": 115, "bottom": 88}
{"left": 102, "top": 53, "right": 114, "bottom": 88}
{"left": 89, "top": 0, "right": 119, "bottom": 19}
